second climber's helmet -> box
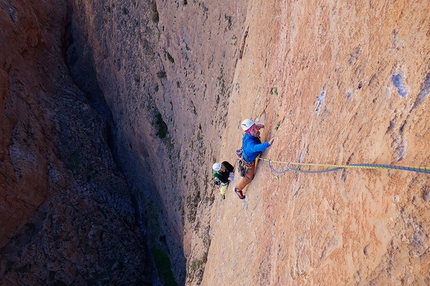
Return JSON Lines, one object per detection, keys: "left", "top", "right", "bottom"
{"left": 212, "top": 163, "right": 222, "bottom": 171}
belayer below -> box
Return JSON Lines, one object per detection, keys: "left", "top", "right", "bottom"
{"left": 212, "top": 161, "right": 234, "bottom": 199}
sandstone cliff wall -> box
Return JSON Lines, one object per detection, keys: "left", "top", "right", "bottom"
{"left": 203, "top": 0, "right": 430, "bottom": 285}
{"left": 1, "top": 0, "right": 429, "bottom": 285}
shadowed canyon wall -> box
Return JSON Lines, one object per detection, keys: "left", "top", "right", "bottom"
{"left": 1, "top": 0, "right": 245, "bottom": 284}
{"left": 1, "top": 0, "right": 430, "bottom": 285}
{"left": 0, "top": 0, "right": 154, "bottom": 284}
{"left": 64, "top": 0, "right": 246, "bottom": 284}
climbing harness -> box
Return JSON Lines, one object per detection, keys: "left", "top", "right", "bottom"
{"left": 258, "top": 158, "right": 430, "bottom": 175}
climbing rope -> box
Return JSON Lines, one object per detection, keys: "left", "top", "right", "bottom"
{"left": 258, "top": 158, "right": 430, "bottom": 175}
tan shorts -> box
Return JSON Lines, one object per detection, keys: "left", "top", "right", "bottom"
{"left": 235, "top": 159, "right": 255, "bottom": 191}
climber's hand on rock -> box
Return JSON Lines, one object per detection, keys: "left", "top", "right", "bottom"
{"left": 268, "top": 138, "right": 275, "bottom": 146}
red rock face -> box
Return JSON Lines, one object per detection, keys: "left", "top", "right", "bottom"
{"left": 1, "top": 0, "right": 429, "bottom": 285}
{"left": 202, "top": 1, "right": 430, "bottom": 285}
{"left": 0, "top": 0, "right": 53, "bottom": 248}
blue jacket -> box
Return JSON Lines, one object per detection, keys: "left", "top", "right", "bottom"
{"left": 242, "top": 133, "right": 270, "bottom": 163}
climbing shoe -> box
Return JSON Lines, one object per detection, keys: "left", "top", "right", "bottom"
{"left": 221, "top": 194, "right": 225, "bottom": 200}
{"left": 234, "top": 188, "right": 245, "bottom": 200}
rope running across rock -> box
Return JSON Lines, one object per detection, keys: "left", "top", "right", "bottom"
{"left": 258, "top": 158, "right": 430, "bottom": 175}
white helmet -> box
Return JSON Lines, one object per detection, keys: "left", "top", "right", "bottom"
{"left": 241, "top": 118, "right": 254, "bottom": 131}
{"left": 212, "top": 163, "right": 222, "bottom": 171}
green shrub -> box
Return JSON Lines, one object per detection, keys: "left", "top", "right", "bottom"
{"left": 167, "top": 52, "right": 174, "bottom": 63}
{"left": 152, "top": 249, "right": 178, "bottom": 286}
{"left": 157, "top": 71, "right": 166, "bottom": 78}
{"left": 155, "top": 112, "right": 168, "bottom": 139}
{"left": 152, "top": 11, "right": 159, "bottom": 22}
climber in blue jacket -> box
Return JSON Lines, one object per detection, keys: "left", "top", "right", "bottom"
{"left": 234, "top": 118, "right": 274, "bottom": 199}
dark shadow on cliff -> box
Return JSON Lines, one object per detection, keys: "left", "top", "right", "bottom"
{"left": 62, "top": 14, "right": 185, "bottom": 285}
